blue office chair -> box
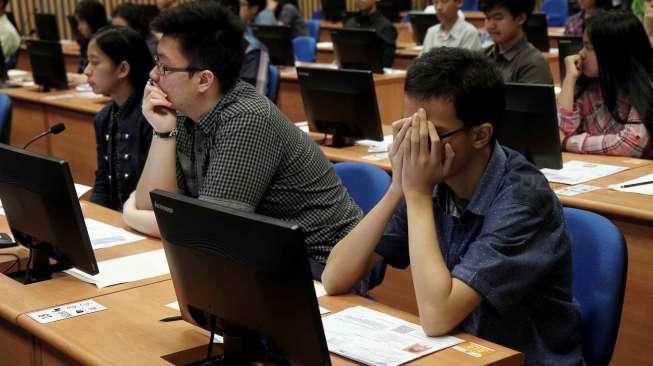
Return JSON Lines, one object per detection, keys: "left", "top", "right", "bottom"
{"left": 564, "top": 207, "right": 628, "bottom": 366}
{"left": 292, "top": 36, "right": 317, "bottom": 62}
{"left": 333, "top": 162, "right": 391, "bottom": 293}
{"left": 541, "top": 0, "right": 568, "bottom": 26}
{"left": 306, "top": 19, "right": 321, "bottom": 42}
{"left": 0, "top": 93, "right": 12, "bottom": 144}
{"left": 266, "top": 64, "right": 280, "bottom": 103}
{"left": 461, "top": 0, "right": 479, "bottom": 11}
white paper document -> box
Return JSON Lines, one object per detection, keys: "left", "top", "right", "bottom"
{"left": 314, "top": 281, "right": 327, "bottom": 298}
{"left": 609, "top": 173, "right": 653, "bottom": 195}
{"left": 166, "top": 301, "right": 180, "bottom": 311}
{"left": 541, "top": 160, "right": 629, "bottom": 185}
{"left": 356, "top": 135, "right": 393, "bottom": 153}
{"left": 362, "top": 152, "right": 389, "bottom": 161}
{"left": 27, "top": 299, "right": 107, "bottom": 324}
{"left": 84, "top": 218, "right": 144, "bottom": 249}
{"left": 64, "top": 249, "right": 169, "bottom": 288}
{"left": 322, "top": 306, "right": 463, "bottom": 366}
{"left": 555, "top": 184, "right": 601, "bottom": 197}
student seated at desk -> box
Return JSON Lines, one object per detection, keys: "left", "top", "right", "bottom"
{"left": 239, "top": 0, "right": 271, "bottom": 94}
{"left": 481, "top": 0, "right": 553, "bottom": 84}
{"left": 122, "top": 2, "right": 362, "bottom": 277}
{"left": 111, "top": 3, "right": 159, "bottom": 57}
{"left": 0, "top": 0, "right": 19, "bottom": 64}
{"left": 563, "top": 0, "right": 610, "bottom": 36}
{"left": 559, "top": 10, "right": 653, "bottom": 158}
{"left": 345, "top": 0, "right": 398, "bottom": 68}
{"left": 75, "top": 0, "right": 110, "bottom": 74}
{"left": 85, "top": 27, "right": 154, "bottom": 211}
{"left": 269, "top": 0, "right": 309, "bottom": 37}
{"left": 420, "top": 0, "right": 481, "bottom": 55}
{"left": 321, "top": 47, "right": 584, "bottom": 365}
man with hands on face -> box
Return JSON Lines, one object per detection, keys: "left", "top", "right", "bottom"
{"left": 321, "top": 48, "right": 584, "bottom": 365}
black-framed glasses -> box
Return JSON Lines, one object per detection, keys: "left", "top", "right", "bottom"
{"left": 153, "top": 55, "right": 204, "bottom": 76}
{"left": 438, "top": 126, "right": 466, "bottom": 140}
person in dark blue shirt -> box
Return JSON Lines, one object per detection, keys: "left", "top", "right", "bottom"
{"left": 322, "top": 47, "right": 584, "bottom": 365}
{"left": 84, "top": 26, "right": 154, "bottom": 211}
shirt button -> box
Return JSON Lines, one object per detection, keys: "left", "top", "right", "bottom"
{"left": 105, "top": 134, "right": 110, "bottom": 141}
{"left": 108, "top": 174, "right": 112, "bottom": 181}
{"left": 123, "top": 154, "right": 129, "bottom": 160}
{"left": 124, "top": 173, "right": 129, "bottom": 179}
{"left": 104, "top": 155, "right": 108, "bottom": 161}
{"left": 124, "top": 133, "right": 130, "bottom": 140}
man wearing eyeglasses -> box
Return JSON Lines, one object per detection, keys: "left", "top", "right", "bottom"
{"left": 321, "top": 47, "right": 583, "bottom": 365}
{"left": 122, "top": 2, "right": 363, "bottom": 278}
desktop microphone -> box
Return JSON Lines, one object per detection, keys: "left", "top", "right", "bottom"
{"left": 22, "top": 123, "right": 66, "bottom": 149}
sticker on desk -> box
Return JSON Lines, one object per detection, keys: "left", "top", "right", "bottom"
{"left": 453, "top": 342, "right": 495, "bottom": 358}
{"left": 555, "top": 184, "right": 601, "bottom": 196}
{"left": 27, "top": 299, "right": 107, "bottom": 324}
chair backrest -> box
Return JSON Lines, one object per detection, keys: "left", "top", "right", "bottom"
{"left": 292, "top": 36, "right": 317, "bottom": 62}
{"left": 333, "top": 162, "right": 390, "bottom": 214}
{"left": 541, "top": 0, "right": 569, "bottom": 26}
{"left": 0, "top": 93, "right": 11, "bottom": 144}
{"left": 306, "top": 20, "right": 321, "bottom": 42}
{"left": 461, "top": 0, "right": 478, "bottom": 10}
{"left": 564, "top": 207, "right": 628, "bottom": 366}
{"left": 266, "top": 64, "right": 280, "bottom": 103}
{"left": 312, "top": 9, "right": 324, "bottom": 20}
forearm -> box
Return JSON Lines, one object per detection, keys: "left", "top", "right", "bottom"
{"left": 558, "top": 75, "right": 577, "bottom": 112}
{"left": 135, "top": 136, "right": 178, "bottom": 210}
{"left": 122, "top": 195, "right": 161, "bottom": 237}
{"left": 322, "top": 189, "right": 403, "bottom": 294}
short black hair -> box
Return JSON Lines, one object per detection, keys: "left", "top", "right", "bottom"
{"left": 479, "top": 0, "right": 535, "bottom": 18}
{"left": 92, "top": 26, "right": 154, "bottom": 93}
{"left": 151, "top": 1, "right": 245, "bottom": 93}
{"left": 0, "top": 0, "right": 8, "bottom": 11}
{"left": 76, "top": 0, "right": 109, "bottom": 35}
{"left": 243, "top": 0, "right": 267, "bottom": 14}
{"left": 111, "top": 3, "right": 151, "bottom": 39}
{"left": 405, "top": 47, "right": 505, "bottom": 135}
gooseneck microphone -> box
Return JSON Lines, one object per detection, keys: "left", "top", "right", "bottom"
{"left": 22, "top": 123, "right": 66, "bottom": 150}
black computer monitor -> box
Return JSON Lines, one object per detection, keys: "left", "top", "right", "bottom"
{"left": 297, "top": 67, "right": 383, "bottom": 147}
{"left": 408, "top": 12, "right": 439, "bottom": 45}
{"left": 321, "top": 0, "right": 347, "bottom": 21}
{"left": 0, "top": 144, "right": 98, "bottom": 283}
{"left": 495, "top": 83, "right": 562, "bottom": 169}
{"left": 377, "top": 0, "right": 401, "bottom": 22}
{"left": 26, "top": 40, "right": 68, "bottom": 91}
{"left": 251, "top": 25, "right": 295, "bottom": 66}
{"left": 151, "top": 190, "right": 331, "bottom": 366}
{"left": 557, "top": 36, "right": 583, "bottom": 81}
{"left": 332, "top": 28, "right": 385, "bottom": 73}
{"left": 525, "top": 12, "right": 549, "bottom": 52}
{"left": 35, "top": 13, "right": 60, "bottom": 42}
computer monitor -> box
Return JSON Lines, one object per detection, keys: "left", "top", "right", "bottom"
{"left": 35, "top": 13, "right": 60, "bottom": 42}
{"left": 0, "top": 144, "right": 98, "bottom": 283}
{"left": 408, "top": 12, "right": 439, "bottom": 45}
{"left": 525, "top": 12, "right": 549, "bottom": 52}
{"left": 251, "top": 25, "right": 295, "bottom": 66}
{"left": 377, "top": 0, "right": 401, "bottom": 22}
{"left": 495, "top": 83, "right": 562, "bottom": 169}
{"left": 321, "top": 0, "right": 347, "bottom": 21}
{"left": 297, "top": 67, "right": 383, "bottom": 147}
{"left": 26, "top": 40, "right": 68, "bottom": 91}
{"left": 151, "top": 190, "right": 331, "bottom": 366}
{"left": 331, "top": 28, "right": 385, "bottom": 73}
{"left": 557, "top": 36, "right": 583, "bottom": 81}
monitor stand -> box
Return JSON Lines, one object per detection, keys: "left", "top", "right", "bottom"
{"left": 188, "top": 334, "right": 290, "bottom": 366}
{"left": 330, "top": 129, "right": 355, "bottom": 148}
{"left": 8, "top": 236, "right": 70, "bottom": 284}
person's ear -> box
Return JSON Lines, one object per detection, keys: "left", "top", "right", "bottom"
{"left": 197, "top": 70, "right": 217, "bottom": 93}
{"left": 515, "top": 12, "right": 527, "bottom": 26}
{"left": 471, "top": 123, "right": 493, "bottom": 149}
{"left": 116, "top": 61, "right": 131, "bottom": 80}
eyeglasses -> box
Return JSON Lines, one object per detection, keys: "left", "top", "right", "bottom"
{"left": 438, "top": 126, "right": 466, "bottom": 140}
{"left": 153, "top": 55, "right": 204, "bottom": 76}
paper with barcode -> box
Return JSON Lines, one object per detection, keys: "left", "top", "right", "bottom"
{"left": 27, "top": 299, "right": 107, "bottom": 324}
{"left": 322, "top": 306, "right": 462, "bottom": 366}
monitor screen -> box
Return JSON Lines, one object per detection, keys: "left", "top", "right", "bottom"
{"left": 26, "top": 40, "right": 68, "bottom": 91}
{"left": 408, "top": 12, "right": 439, "bottom": 45}
{"left": 251, "top": 25, "right": 295, "bottom": 66}
{"left": 0, "top": 144, "right": 98, "bottom": 283}
{"left": 331, "top": 28, "right": 385, "bottom": 73}
{"left": 525, "top": 12, "right": 549, "bottom": 52}
{"left": 297, "top": 67, "right": 383, "bottom": 147}
{"left": 321, "top": 0, "right": 347, "bottom": 21}
{"left": 151, "top": 190, "right": 331, "bottom": 365}
{"left": 496, "top": 83, "right": 562, "bottom": 169}
{"left": 35, "top": 13, "right": 60, "bottom": 42}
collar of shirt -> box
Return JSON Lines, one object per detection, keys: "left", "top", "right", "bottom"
{"left": 435, "top": 142, "right": 507, "bottom": 218}
{"left": 111, "top": 92, "right": 140, "bottom": 124}
{"left": 185, "top": 81, "right": 248, "bottom": 136}
{"left": 491, "top": 35, "right": 529, "bottom": 62}
{"left": 435, "top": 15, "right": 467, "bottom": 42}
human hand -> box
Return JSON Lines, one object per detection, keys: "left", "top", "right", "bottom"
{"left": 142, "top": 80, "right": 176, "bottom": 133}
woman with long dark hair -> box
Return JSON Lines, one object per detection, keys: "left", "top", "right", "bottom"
{"left": 75, "top": 0, "right": 109, "bottom": 73}
{"left": 558, "top": 10, "right": 653, "bottom": 158}
{"left": 84, "top": 26, "right": 155, "bottom": 210}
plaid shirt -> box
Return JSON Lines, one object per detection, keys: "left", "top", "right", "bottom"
{"left": 558, "top": 81, "right": 652, "bottom": 158}
{"left": 175, "top": 81, "right": 362, "bottom": 264}
{"left": 564, "top": 12, "right": 584, "bottom": 37}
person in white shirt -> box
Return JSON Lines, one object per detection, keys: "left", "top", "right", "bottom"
{"left": 421, "top": 0, "right": 481, "bottom": 54}
{"left": 0, "top": 0, "right": 19, "bottom": 60}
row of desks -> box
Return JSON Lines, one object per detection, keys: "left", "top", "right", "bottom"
{"left": 0, "top": 203, "right": 523, "bottom": 365}
{"left": 3, "top": 76, "right": 653, "bottom": 365}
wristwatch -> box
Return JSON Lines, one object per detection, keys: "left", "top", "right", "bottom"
{"left": 153, "top": 128, "right": 177, "bottom": 139}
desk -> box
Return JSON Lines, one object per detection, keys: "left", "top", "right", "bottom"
{"left": 0, "top": 203, "right": 522, "bottom": 365}
{"left": 277, "top": 65, "right": 406, "bottom": 124}
{"left": 319, "top": 20, "right": 414, "bottom": 43}
{"left": 16, "top": 40, "right": 81, "bottom": 74}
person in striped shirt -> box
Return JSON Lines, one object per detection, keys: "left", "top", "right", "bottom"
{"left": 558, "top": 10, "right": 653, "bottom": 158}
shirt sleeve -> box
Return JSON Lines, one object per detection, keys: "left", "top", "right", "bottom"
{"left": 451, "top": 197, "right": 568, "bottom": 315}
{"left": 90, "top": 115, "right": 110, "bottom": 207}
{"left": 460, "top": 28, "right": 481, "bottom": 50}
{"left": 515, "top": 54, "right": 554, "bottom": 85}
{"left": 420, "top": 27, "right": 436, "bottom": 56}
{"left": 374, "top": 200, "right": 410, "bottom": 269}
{"left": 197, "top": 111, "right": 283, "bottom": 211}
